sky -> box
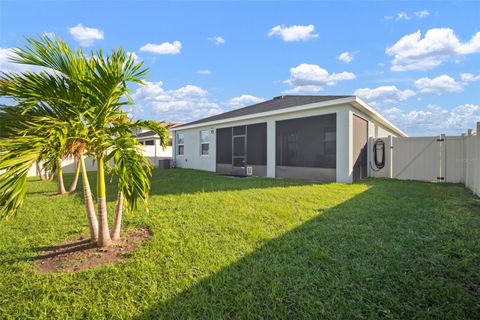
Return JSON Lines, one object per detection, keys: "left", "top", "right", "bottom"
{"left": 1, "top": 0, "right": 479, "bottom": 136}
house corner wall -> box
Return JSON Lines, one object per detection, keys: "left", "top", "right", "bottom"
{"left": 475, "top": 122, "right": 480, "bottom": 196}
{"left": 172, "top": 127, "right": 216, "bottom": 172}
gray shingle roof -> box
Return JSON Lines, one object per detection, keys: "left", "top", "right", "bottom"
{"left": 135, "top": 121, "right": 181, "bottom": 138}
{"left": 178, "top": 95, "right": 353, "bottom": 127}
{"left": 136, "top": 130, "right": 156, "bottom": 138}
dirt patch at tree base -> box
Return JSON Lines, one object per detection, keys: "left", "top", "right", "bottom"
{"left": 36, "top": 228, "right": 151, "bottom": 274}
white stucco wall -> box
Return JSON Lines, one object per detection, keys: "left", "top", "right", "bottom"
{"left": 174, "top": 127, "right": 217, "bottom": 172}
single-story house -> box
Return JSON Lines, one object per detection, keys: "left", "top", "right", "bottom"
{"left": 135, "top": 121, "right": 180, "bottom": 168}
{"left": 171, "top": 95, "right": 407, "bottom": 183}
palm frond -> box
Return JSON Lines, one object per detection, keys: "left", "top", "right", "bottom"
{"left": 108, "top": 134, "right": 152, "bottom": 213}
{"left": 0, "top": 135, "right": 45, "bottom": 218}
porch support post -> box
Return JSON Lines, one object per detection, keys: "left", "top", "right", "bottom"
{"left": 266, "top": 120, "right": 276, "bottom": 178}
{"left": 336, "top": 108, "right": 352, "bottom": 183}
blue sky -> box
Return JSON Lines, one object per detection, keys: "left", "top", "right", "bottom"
{"left": 1, "top": 1, "right": 479, "bottom": 136}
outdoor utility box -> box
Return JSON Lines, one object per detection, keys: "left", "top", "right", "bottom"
{"left": 158, "top": 159, "right": 172, "bottom": 169}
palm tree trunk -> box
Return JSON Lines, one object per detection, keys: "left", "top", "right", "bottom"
{"left": 69, "top": 160, "right": 81, "bottom": 193}
{"left": 57, "top": 160, "right": 67, "bottom": 194}
{"left": 96, "top": 156, "right": 112, "bottom": 247}
{"left": 36, "top": 162, "right": 45, "bottom": 181}
{"left": 37, "top": 162, "right": 53, "bottom": 181}
{"left": 111, "top": 192, "right": 124, "bottom": 240}
{"left": 80, "top": 156, "right": 98, "bottom": 241}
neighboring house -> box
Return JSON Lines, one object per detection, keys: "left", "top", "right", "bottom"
{"left": 136, "top": 121, "right": 180, "bottom": 168}
{"left": 171, "top": 95, "right": 406, "bottom": 183}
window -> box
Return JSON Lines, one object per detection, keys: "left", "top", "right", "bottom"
{"left": 200, "top": 130, "right": 209, "bottom": 155}
{"left": 177, "top": 133, "right": 184, "bottom": 155}
{"left": 145, "top": 140, "right": 154, "bottom": 146}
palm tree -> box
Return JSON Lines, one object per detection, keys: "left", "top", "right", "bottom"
{"left": 0, "top": 36, "right": 168, "bottom": 246}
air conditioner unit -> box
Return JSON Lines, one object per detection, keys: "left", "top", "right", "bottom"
{"left": 246, "top": 166, "right": 253, "bottom": 176}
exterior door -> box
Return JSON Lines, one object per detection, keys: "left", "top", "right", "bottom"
{"left": 353, "top": 115, "right": 368, "bottom": 182}
{"left": 232, "top": 135, "right": 246, "bottom": 175}
{"left": 231, "top": 125, "right": 247, "bottom": 176}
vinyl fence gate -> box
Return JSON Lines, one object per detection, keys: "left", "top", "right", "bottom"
{"left": 391, "top": 135, "right": 465, "bottom": 183}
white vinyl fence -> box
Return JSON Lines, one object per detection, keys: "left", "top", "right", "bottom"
{"left": 26, "top": 157, "right": 99, "bottom": 177}
{"left": 25, "top": 146, "right": 173, "bottom": 177}
{"left": 370, "top": 122, "right": 480, "bottom": 197}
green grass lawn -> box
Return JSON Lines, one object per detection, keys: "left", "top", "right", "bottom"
{"left": 0, "top": 168, "right": 479, "bottom": 319}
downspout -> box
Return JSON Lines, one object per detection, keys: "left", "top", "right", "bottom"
{"left": 154, "top": 136, "right": 158, "bottom": 168}
{"left": 172, "top": 131, "right": 176, "bottom": 168}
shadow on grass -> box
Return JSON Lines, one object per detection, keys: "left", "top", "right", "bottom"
{"left": 0, "top": 240, "right": 95, "bottom": 265}
{"left": 133, "top": 180, "right": 479, "bottom": 319}
{"left": 32, "top": 240, "right": 95, "bottom": 261}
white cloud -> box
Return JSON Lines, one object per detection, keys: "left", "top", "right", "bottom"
{"left": 139, "top": 41, "right": 182, "bottom": 55}
{"left": 207, "top": 36, "right": 225, "bottom": 45}
{"left": 456, "top": 32, "right": 480, "bottom": 54}
{"left": 228, "top": 94, "right": 265, "bottom": 109}
{"left": 357, "top": 75, "right": 476, "bottom": 103}
{"left": 414, "top": 75, "right": 464, "bottom": 94}
{"left": 68, "top": 24, "right": 104, "bottom": 47}
{"left": 132, "top": 81, "right": 222, "bottom": 122}
{"left": 337, "top": 51, "right": 355, "bottom": 63}
{"left": 414, "top": 10, "right": 430, "bottom": 18}
{"left": 396, "top": 12, "right": 411, "bottom": 20}
{"left": 386, "top": 28, "right": 480, "bottom": 71}
{"left": 197, "top": 69, "right": 211, "bottom": 75}
{"left": 386, "top": 10, "right": 429, "bottom": 21}
{"left": 355, "top": 85, "right": 416, "bottom": 104}
{"left": 461, "top": 73, "right": 480, "bottom": 82}
{"left": 382, "top": 103, "right": 480, "bottom": 135}
{"left": 284, "top": 63, "right": 355, "bottom": 93}
{"left": 268, "top": 24, "right": 319, "bottom": 42}
{"left": 0, "top": 47, "right": 46, "bottom": 73}
{"left": 127, "top": 51, "right": 142, "bottom": 64}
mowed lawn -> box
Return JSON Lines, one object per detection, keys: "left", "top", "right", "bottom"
{"left": 0, "top": 169, "right": 479, "bottom": 319}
